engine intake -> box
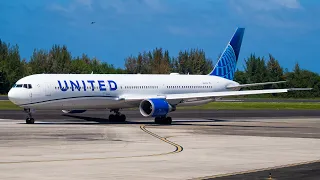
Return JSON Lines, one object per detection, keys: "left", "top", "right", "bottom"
{"left": 139, "top": 99, "right": 174, "bottom": 117}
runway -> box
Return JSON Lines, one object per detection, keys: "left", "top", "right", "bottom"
{"left": 0, "top": 96, "right": 8, "bottom": 100}
{"left": 1, "top": 109, "right": 320, "bottom": 121}
{"left": 0, "top": 110, "right": 320, "bottom": 179}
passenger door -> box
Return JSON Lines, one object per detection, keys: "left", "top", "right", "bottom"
{"left": 24, "top": 84, "right": 33, "bottom": 103}
{"left": 103, "top": 82, "right": 110, "bottom": 96}
{"left": 29, "top": 87, "right": 32, "bottom": 103}
{"left": 44, "top": 83, "right": 51, "bottom": 96}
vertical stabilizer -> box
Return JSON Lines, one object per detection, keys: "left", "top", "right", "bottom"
{"left": 208, "top": 27, "right": 245, "bottom": 80}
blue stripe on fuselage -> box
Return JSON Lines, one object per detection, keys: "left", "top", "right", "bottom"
{"left": 17, "top": 95, "right": 118, "bottom": 106}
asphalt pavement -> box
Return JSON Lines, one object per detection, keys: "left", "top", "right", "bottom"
{"left": 1, "top": 109, "right": 320, "bottom": 121}
{"left": 0, "top": 96, "right": 8, "bottom": 100}
{"left": 1, "top": 109, "right": 320, "bottom": 179}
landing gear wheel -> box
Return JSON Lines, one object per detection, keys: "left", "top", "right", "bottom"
{"left": 155, "top": 117, "right": 161, "bottom": 124}
{"left": 165, "top": 117, "right": 172, "bottom": 124}
{"left": 109, "top": 109, "right": 126, "bottom": 122}
{"left": 154, "top": 116, "right": 172, "bottom": 125}
{"left": 109, "top": 114, "right": 115, "bottom": 121}
{"left": 26, "top": 118, "right": 34, "bottom": 124}
{"left": 109, "top": 113, "right": 126, "bottom": 122}
{"left": 119, "top": 114, "right": 126, "bottom": 122}
{"left": 24, "top": 108, "right": 35, "bottom": 124}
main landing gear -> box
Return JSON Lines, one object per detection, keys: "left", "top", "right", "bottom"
{"left": 24, "top": 108, "right": 35, "bottom": 124}
{"left": 154, "top": 116, "right": 172, "bottom": 125}
{"left": 109, "top": 109, "right": 126, "bottom": 122}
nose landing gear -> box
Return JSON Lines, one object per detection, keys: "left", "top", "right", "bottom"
{"left": 24, "top": 108, "right": 35, "bottom": 124}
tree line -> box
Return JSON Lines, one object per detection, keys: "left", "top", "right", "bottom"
{"left": 0, "top": 39, "right": 319, "bottom": 98}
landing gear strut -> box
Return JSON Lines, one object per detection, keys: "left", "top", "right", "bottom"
{"left": 24, "top": 108, "right": 35, "bottom": 124}
{"left": 109, "top": 109, "right": 126, "bottom": 122}
{"left": 154, "top": 116, "right": 172, "bottom": 125}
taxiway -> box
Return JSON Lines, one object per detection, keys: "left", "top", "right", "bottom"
{"left": 0, "top": 110, "right": 320, "bottom": 180}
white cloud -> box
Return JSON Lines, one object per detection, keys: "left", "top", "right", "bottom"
{"left": 166, "top": 25, "right": 214, "bottom": 37}
{"left": 254, "top": 13, "right": 301, "bottom": 28}
{"left": 98, "top": 0, "right": 128, "bottom": 14}
{"left": 48, "top": 0, "right": 93, "bottom": 14}
{"left": 46, "top": 0, "right": 169, "bottom": 30}
{"left": 49, "top": 3, "right": 73, "bottom": 13}
{"left": 167, "top": 26, "right": 192, "bottom": 36}
{"left": 75, "top": 0, "right": 93, "bottom": 10}
{"left": 228, "top": 0, "right": 304, "bottom": 29}
{"left": 98, "top": 0, "right": 167, "bottom": 15}
{"left": 142, "top": 0, "right": 165, "bottom": 12}
{"left": 48, "top": 0, "right": 167, "bottom": 15}
{"left": 230, "top": 0, "right": 302, "bottom": 11}
{"left": 272, "top": 0, "right": 301, "bottom": 9}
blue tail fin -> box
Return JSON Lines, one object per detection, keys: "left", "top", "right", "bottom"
{"left": 208, "top": 27, "right": 245, "bottom": 80}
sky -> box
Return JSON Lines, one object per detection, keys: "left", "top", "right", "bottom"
{"left": 1, "top": 0, "right": 320, "bottom": 73}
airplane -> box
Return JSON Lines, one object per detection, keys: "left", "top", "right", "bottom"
{"left": 7, "top": 27, "right": 311, "bottom": 124}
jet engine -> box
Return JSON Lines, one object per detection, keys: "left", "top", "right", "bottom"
{"left": 62, "top": 110, "right": 87, "bottom": 114}
{"left": 139, "top": 99, "right": 175, "bottom": 117}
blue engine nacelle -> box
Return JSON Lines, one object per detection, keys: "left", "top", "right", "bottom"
{"left": 139, "top": 99, "right": 175, "bottom": 117}
{"left": 62, "top": 110, "right": 87, "bottom": 114}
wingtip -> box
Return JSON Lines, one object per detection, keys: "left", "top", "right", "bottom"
{"left": 288, "top": 88, "right": 313, "bottom": 91}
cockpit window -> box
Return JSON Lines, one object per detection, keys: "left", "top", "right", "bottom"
{"left": 14, "top": 84, "right": 32, "bottom": 89}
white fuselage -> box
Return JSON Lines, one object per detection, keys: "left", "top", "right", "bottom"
{"left": 8, "top": 74, "right": 238, "bottom": 110}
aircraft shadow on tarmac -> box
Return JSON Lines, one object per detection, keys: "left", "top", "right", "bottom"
{"left": 24, "top": 114, "right": 298, "bottom": 129}
{"left": 32, "top": 114, "right": 224, "bottom": 125}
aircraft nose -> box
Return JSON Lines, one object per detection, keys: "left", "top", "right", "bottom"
{"left": 8, "top": 89, "right": 18, "bottom": 105}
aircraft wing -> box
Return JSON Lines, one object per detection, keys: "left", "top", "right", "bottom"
{"left": 120, "top": 88, "right": 312, "bottom": 101}
{"left": 226, "top": 81, "right": 287, "bottom": 89}
{"left": 165, "top": 88, "right": 311, "bottom": 100}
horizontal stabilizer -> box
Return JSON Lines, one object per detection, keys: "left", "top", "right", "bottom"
{"left": 226, "top": 81, "right": 287, "bottom": 89}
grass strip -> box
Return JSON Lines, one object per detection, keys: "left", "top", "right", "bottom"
{"left": 0, "top": 101, "right": 21, "bottom": 110}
